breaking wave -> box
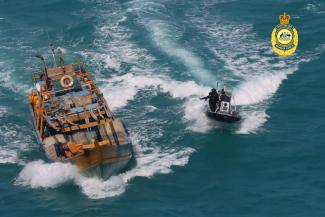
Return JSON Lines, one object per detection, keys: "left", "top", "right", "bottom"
{"left": 16, "top": 161, "right": 78, "bottom": 188}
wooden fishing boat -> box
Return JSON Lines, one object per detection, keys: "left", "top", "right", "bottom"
{"left": 28, "top": 48, "right": 132, "bottom": 179}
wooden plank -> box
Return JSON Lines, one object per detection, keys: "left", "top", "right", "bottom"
{"left": 82, "top": 143, "right": 95, "bottom": 149}
{"left": 48, "top": 110, "right": 110, "bottom": 127}
{"left": 98, "top": 139, "right": 110, "bottom": 146}
{"left": 47, "top": 65, "right": 74, "bottom": 75}
{"left": 48, "top": 71, "right": 78, "bottom": 81}
{"left": 63, "top": 119, "right": 109, "bottom": 132}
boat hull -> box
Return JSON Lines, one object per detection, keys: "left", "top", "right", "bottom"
{"left": 38, "top": 137, "right": 133, "bottom": 179}
{"left": 82, "top": 156, "right": 131, "bottom": 180}
{"left": 30, "top": 105, "right": 133, "bottom": 180}
{"left": 71, "top": 142, "right": 133, "bottom": 179}
{"left": 206, "top": 111, "right": 241, "bottom": 123}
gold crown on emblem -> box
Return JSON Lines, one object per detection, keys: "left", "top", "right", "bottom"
{"left": 279, "top": 12, "right": 290, "bottom": 24}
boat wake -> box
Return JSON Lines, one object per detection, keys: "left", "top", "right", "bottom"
{"left": 16, "top": 160, "right": 127, "bottom": 198}
{"left": 99, "top": 73, "right": 212, "bottom": 132}
{"left": 66, "top": 0, "right": 325, "bottom": 136}
{"left": 80, "top": 0, "right": 216, "bottom": 133}
{"left": 146, "top": 20, "right": 215, "bottom": 83}
{"left": 16, "top": 131, "right": 194, "bottom": 199}
{"left": 79, "top": 1, "right": 155, "bottom": 77}
{"left": 190, "top": 13, "right": 323, "bottom": 134}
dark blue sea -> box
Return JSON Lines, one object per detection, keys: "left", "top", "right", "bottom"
{"left": 0, "top": 0, "right": 325, "bottom": 216}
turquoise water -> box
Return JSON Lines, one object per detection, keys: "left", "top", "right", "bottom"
{"left": 0, "top": 0, "right": 325, "bottom": 216}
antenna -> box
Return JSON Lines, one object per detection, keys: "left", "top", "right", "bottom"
{"left": 233, "top": 95, "right": 237, "bottom": 111}
{"left": 50, "top": 44, "right": 57, "bottom": 67}
{"left": 46, "top": 31, "right": 57, "bottom": 67}
{"left": 35, "top": 54, "right": 49, "bottom": 86}
{"left": 58, "top": 48, "right": 64, "bottom": 65}
{"left": 58, "top": 48, "right": 65, "bottom": 72}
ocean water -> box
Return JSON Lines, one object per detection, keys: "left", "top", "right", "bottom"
{"left": 0, "top": 0, "right": 325, "bottom": 216}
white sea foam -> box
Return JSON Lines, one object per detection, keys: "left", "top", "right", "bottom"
{"left": 80, "top": 51, "right": 121, "bottom": 71}
{"left": 80, "top": 2, "right": 155, "bottom": 75}
{"left": 89, "top": 0, "right": 313, "bottom": 134}
{"left": 189, "top": 15, "right": 316, "bottom": 134}
{"left": 145, "top": 105, "right": 157, "bottom": 112}
{"left": 100, "top": 73, "right": 211, "bottom": 132}
{"left": 0, "top": 149, "right": 18, "bottom": 164}
{"left": 16, "top": 132, "right": 195, "bottom": 199}
{"left": 16, "top": 160, "right": 78, "bottom": 188}
{"left": 0, "top": 106, "right": 7, "bottom": 117}
{"left": 146, "top": 20, "right": 214, "bottom": 83}
{"left": 233, "top": 71, "right": 296, "bottom": 106}
{"left": 0, "top": 61, "right": 29, "bottom": 94}
{"left": 77, "top": 175, "right": 126, "bottom": 198}
{"left": 15, "top": 160, "right": 126, "bottom": 198}
{"left": 125, "top": 1, "right": 303, "bottom": 134}
{"left": 100, "top": 73, "right": 209, "bottom": 110}
{"left": 0, "top": 125, "right": 32, "bottom": 165}
{"left": 83, "top": 1, "right": 215, "bottom": 133}
{"left": 183, "top": 98, "right": 212, "bottom": 133}
{"left": 237, "top": 110, "right": 269, "bottom": 134}
{"left": 123, "top": 132, "right": 195, "bottom": 180}
{"left": 305, "top": 2, "right": 325, "bottom": 14}
{"left": 203, "top": 22, "right": 301, "bottom": 99}
{"left": 100, "top": 71, "right": 283, "bottom": 134}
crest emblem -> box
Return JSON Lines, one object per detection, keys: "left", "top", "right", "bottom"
{"left": 271, "top": 12, "right": 298, "bottom": 56}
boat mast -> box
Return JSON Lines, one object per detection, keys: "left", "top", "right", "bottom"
{"left": 35, "top": 54, "right": 49, "bottom": 86}
{"left": 58, "top": 48, "right": 65, "bottom": 72}
{"left": 50, "top": 44, "right": 58, "bottom": 67}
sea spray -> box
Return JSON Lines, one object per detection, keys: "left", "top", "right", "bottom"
{"left": 99, "top": 73, "right": 211, "bottom": 132}
{"left": 16, "top": 132, "right": 195, "bottom": 199}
